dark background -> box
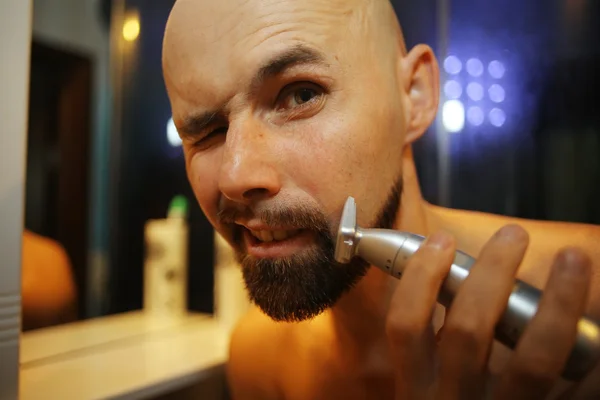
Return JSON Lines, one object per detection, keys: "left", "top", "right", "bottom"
{"left": 402, "top": 0, "right": 600, "bottom": 222}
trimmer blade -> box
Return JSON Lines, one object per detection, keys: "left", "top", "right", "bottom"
{"left": 335, "top": 196, "right": 358, "bottom": 263}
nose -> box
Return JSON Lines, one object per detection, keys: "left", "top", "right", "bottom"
{"left": 218, "top": 122, "right": 282, "bottom": 204}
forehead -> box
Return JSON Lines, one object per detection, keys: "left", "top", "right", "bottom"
{"left": 165, "top": 0, "right": 357, "bottom": 53}
{"left": 163, "top": 0, "right": 365, "bottom": 104}
{"left": 170, "top": 0, "right": 355, "bottom": 38}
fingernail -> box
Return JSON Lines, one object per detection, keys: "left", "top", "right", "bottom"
{"left": 496, "top": 224, "right": 528, "bottom": 241}
{"left": 426, "top": 231, "right": 452, "bottom": 250}
{"left": 557, "top": 248, "right": 591, "bottom": 277}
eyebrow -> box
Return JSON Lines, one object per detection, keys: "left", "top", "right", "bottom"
{"left": 178, "top": 45, "right": 329, "bottom": 136}
{"left": 178, "top": 110, "right": 222, "bottom": 137}
{"left": 250, "top": 44, "right": 329, "bottom": 93}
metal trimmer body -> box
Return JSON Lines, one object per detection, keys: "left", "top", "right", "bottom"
{"left": 335, "top": 196, "right": 600, "bottom": 381}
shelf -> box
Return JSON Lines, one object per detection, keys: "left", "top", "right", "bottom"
{"left": 20, "top": 311, "right": 231, "bottom": 399}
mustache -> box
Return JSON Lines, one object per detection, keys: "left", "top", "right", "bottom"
{"left": 217, "top": 204, "right": 331, "bottom": 232}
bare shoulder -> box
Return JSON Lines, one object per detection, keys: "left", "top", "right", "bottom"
{"left": 428, "top": 204, "right": 600, "bottom": 316}
{"left": 514, "top": 217, "right": 600, "bottom": 318}
{"left": 227, "top": 306, "right": 290, "bottom": 400}
{"left": 21, "top": 230, "right": 77, "bottom": 330}
{"left": 428, "top": 203, "right": 600, "bottom": 257}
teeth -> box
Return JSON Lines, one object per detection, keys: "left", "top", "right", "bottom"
{"left": 273, "top": 230, "right": 288, "bottom": 241}
{"left": 250, "top": 229, "right": 299, "bottom": 242}
{"left": 261, "top": 231, "right": 274, "bottom": 242}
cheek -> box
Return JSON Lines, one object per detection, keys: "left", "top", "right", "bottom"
{"left": 281, "top": 110, "right": 400, "bottom": 214}
{"left": 282, "top": 121, "right": 354, "bottom": 194}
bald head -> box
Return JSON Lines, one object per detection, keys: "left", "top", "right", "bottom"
{"left": 162, "top": 0, "right": 404, "bottom": 65}
{"left": 162, "top": 0, "right": 406, "bottom": 112}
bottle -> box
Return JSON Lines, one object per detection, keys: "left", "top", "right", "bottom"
{"left": 143, "top": 195, "right": 189, "bottom": 316}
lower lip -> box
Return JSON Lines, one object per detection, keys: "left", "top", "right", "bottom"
{"left": 243, "top": 229, "right": 316, "bottom": 258}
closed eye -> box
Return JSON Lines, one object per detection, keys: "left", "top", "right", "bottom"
{"left": 210, "top": 126, "right": 228, "bottom": 136}
{"left": 189, "top": 125, "right": 228, "bottom": 149}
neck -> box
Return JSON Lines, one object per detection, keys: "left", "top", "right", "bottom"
{"left": 328, "top": 147, "right": 436, "bottom": 353}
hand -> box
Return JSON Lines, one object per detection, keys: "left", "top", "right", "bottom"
{"left": 385, "top": 224, "right": 599, "bottom": 399}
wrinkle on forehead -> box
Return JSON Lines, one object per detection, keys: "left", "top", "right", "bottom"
{"left": 236, "top": 1, "right": 355, "bottom": 44}
{"left": 163, "top": 0, "right": 400, "bottom": 66}
{"left": 232, "top": 9, "right": 348, "bottom": 56}
{"left": 165, "top": 0, "right": 358, "bottom": 46}
{"left": 162, "top": 0, "right": 404, "bottom": 108}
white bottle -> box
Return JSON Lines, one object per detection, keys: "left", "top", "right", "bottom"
{"left": 143, "top": 195, "right": 189, "bottom": 316}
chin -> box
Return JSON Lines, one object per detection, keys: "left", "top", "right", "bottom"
{"left": 240, "top": 250, "right": 369, "bottom": 323}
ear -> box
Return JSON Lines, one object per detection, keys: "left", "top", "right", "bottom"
{"left": 399, "top": 44, "right": 440, "bottom": 144}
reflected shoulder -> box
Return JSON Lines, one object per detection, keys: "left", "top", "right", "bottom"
{"left": 21, "top": 230, "right": 77, "bottom": 330}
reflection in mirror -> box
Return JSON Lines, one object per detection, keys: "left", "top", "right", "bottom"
{"left": 21, "top": 0, "right": 237, "bottom": 332}
{"left": 21, "top": 0, "right": 112, "bottom": 331}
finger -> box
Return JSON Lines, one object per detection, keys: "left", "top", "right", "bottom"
{"left": 557, "top": 359, "right": 600, "bottom": 400}
{"left": 494, "top": 248, "right": 592, "bottom": 400}
{"left": 385, "top": 230, "right": 456, "bottom": 396}
{"left": 437, "top": 224, "right": 530, "bottom": 399}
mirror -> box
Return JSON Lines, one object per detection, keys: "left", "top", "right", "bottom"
{"left": 22, "top": 0, "right": 113, "bottom": 331}
{"left": 21, "top": 0, "right": 600, "bottom": 332}
{"left": 21, "top": 0, "right": 219, "bottom": 332}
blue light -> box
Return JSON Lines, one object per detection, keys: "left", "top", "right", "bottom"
{"left": 167, "top": 117, "right": 182, "bottom": 147}
{"left": 467, "top": 107, "right": 484, "bottom": 126}
{"left": 488, "top": 84, "right": 505, "bottom": 103}
{"left": 466, "top": 58, "right": 484, "bottom": 77}
{"left": 488, "top": 60, "right": 505, "bottom": 79}
{"left": 444, "top": 80, "right": 462, "bottom": 99}
{"left": 467, "top": 82, "right": 484, "bottom": 101}
{"left": 444, "top": 56, "right": 462, "bottom": 75}
{"left": 442, "top": 100, "right": 465, "bottom": 133}
{"left": 489, "top": 108, "right": 506, "bottom": 127}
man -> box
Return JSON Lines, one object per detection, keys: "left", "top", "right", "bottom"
{"left": 161, "top": 0, "right": 600, "bottom": 398}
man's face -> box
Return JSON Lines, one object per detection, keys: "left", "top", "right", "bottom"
{"left": 163, "top": 0, "right": 419, "bottom": 322}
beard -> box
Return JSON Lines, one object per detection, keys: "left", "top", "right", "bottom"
{"left": 219, "top": 176, "right": 403, "bottom": 323}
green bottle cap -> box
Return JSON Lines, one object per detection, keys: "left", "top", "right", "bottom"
{"left": 167, "top": 195, "right": 188, "bottom": 219}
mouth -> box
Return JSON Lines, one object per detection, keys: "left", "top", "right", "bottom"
{"left": 242, "top": 227, "right": 315, "bottom": 259}
{"left": 248, "top": 229, "right": 301, "bottom": 242}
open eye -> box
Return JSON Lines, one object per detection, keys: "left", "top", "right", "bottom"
{"left": 277, "top": 83, "right": 324, "bottom": 110}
